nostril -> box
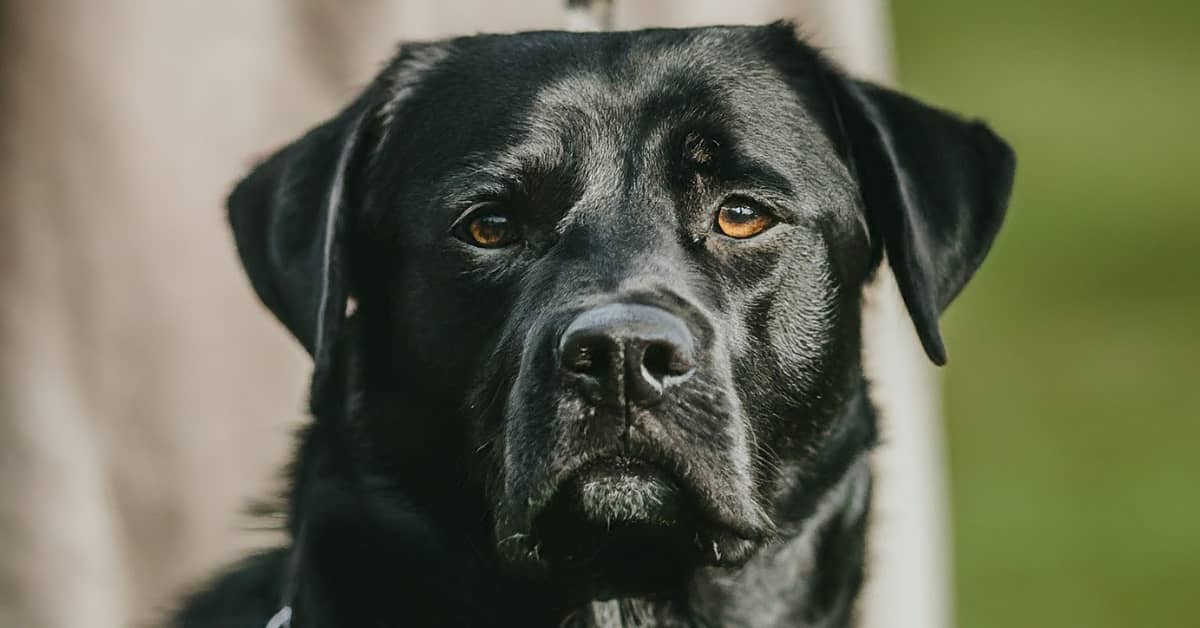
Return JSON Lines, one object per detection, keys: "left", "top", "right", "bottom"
{"left": 641, "top": 341, "right": 694, "bottom": 382}
{"left": 561, "top": 335, "right": 613, "bottom": 378}
{"left": 570, "top": 345, "right": 593, "bottom": 372}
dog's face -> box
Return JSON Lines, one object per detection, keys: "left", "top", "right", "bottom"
{"left": 228, "top": 25, "right": 1013, "bottom": 596}
{"left": 365, "top": 30, "right": 877, "bottom": 582}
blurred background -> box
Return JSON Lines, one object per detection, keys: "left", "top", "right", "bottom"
{"left": 0, "top": 1, "right": 1194, "bottom": 628}
{"left": 893, "top": 1, "right": 1200, "bottom": 626}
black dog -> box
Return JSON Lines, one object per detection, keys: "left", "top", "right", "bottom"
{"left": 173, "top": 23, "right": 1013, "bottom": 628}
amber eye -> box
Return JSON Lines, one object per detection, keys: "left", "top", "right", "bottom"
{"left": 715, "top": 200, "right": 775, "bottom": 239}
{"left": 458, "top": 209, "right": 519, "bottom": 248}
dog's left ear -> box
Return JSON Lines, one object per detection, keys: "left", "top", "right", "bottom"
{"left": 829, "top": 75, "right": 1016, "bottom": 365}
{"left": 227, "top": 98, "right": 371, "bottom": 401}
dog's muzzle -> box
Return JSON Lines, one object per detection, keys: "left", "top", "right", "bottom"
{"left": 495, "top": 298, "right": 769, "bottom": 578}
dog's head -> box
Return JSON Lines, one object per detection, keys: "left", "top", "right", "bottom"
{"left": 228, "top": 25, "right": 1013, "bottom": 595}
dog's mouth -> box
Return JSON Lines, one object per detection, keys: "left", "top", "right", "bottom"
{"left": 527, "top": 456, "right": 762, "bottom": 596}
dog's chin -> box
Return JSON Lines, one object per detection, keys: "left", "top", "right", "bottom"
{"left": 571, "top": 458, "right": 687, "bottom": 526}
{"left": 527, "top": 458, "right": 761, "bottom": 598}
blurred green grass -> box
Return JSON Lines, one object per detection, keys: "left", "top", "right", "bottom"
{"left": 891, "top": 1, "right": 1200, "bottom": 626}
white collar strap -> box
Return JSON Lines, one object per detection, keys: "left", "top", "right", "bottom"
{"left": 265, "top": 605, "right": 292, "bottom": 628}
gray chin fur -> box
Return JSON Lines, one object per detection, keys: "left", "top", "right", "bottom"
{"left": 575, "top": 463, "right": 684, "bottom": 526}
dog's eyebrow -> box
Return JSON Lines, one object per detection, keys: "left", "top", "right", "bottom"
{"left": 436, "top": 158, "right": 550, "bottom": 211}
{"left": 698, "top": 148, "right": 798, "bottom": 212}
{"left": 677, "top": 128, "right": 797, "bottom": 200}
{"left": 438, "top": 170, "right": 513, "bottom": 210}
{"left": 439, "top": 134, "right": 569, "bottom": 204}
{"left": 728, "top": 158, "right": 795, "bottom": 197}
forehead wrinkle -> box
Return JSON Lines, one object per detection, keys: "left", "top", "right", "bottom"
{"left": 621, "top": 70, "right": 805, "bottom": 207}
{"left": 614, "top": 37, "right": 803, "bottom": 159}
{"left": 529, "top": 74, "right": 627, "bottom": 233}
{"left": 625, "top": 29, "right": 782, "bottom": 99}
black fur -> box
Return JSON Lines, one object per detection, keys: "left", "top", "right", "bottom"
{"left": 172, "top": 23, "right": 1013, "bottom": 628}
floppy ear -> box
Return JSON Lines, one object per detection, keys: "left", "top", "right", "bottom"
{"left": 830, "top": 76, "right": 1016, "bottom": 365}
{"left": 227, "top": 98, "right": 370, "bottom": 399}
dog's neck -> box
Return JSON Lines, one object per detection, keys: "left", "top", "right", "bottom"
{"left": 565, "top": 455, "right": 872, "bottom": 628}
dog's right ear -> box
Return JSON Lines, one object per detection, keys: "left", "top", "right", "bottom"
{"left": 227, "top": 97, "right": 370, "bottom": 395}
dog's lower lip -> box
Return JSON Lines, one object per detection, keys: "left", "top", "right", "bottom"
{"left": 530, "top": 456, "right": 685, "bottom": 534}
{"left": 532, "top": 455, "right": 764, "bottom": 539}
{"left": 576, "top": 458, "right": 683, "bottom": 523}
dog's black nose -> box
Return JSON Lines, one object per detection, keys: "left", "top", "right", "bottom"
{"left": 559, "top": 303, "right": 695, "bottom": 406}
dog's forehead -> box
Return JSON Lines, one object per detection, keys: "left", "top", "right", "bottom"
{"left": 375, "top": 26, "right": 851, "bottom": 216}
{"left": 500, "top": 29, "right": 808, "bottom": 144}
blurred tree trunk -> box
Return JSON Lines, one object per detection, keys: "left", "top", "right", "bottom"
{"left": 0, "top": 2, "right": 947, "bottom": 627}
